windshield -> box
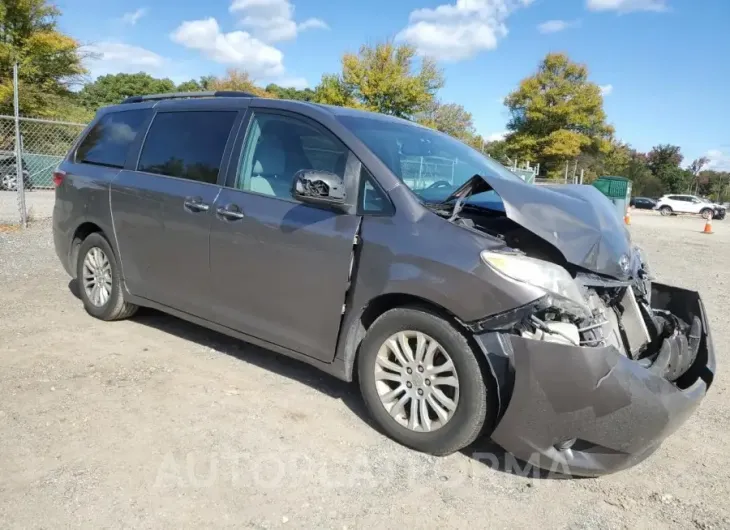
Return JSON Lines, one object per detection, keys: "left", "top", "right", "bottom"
{"left": 337, "top": 114, "right": 524, "bottom": 203}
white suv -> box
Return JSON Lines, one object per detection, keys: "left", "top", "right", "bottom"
{"left": 655, "top": 194, "right": 723, "bottom": 219}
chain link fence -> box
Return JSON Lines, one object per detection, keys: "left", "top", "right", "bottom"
{"left": 0, "top": 115, "right": 87, "bottom": 225}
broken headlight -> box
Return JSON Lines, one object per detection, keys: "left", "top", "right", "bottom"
{"left": 481, "top": 250, "right": 591, "bottom": 319}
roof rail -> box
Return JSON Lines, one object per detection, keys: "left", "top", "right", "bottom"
{"left": 121, "top": 90, "right": 257, "bottom": 104}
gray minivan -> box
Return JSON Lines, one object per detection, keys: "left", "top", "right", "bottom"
{"left": 53, "top": 92, "right": 715, "bottom": 476}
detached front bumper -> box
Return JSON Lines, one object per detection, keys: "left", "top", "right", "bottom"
{"left": 476, "top": 283, "right": 716, "bottom": 477}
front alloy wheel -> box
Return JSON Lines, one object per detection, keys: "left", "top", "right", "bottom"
{"left": 374, "top": 331, "right": 459, "bottom": 432}
{"left": 358, "top": 307, "right": 493, "bottom": 456}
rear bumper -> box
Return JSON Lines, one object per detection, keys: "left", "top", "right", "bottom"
{"left": 478, "top": 283, "right": 715, "bottom": 477}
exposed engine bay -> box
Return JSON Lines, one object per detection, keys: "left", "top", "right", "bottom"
{"left": 434, "top": 200, "right": 702, "bottom": 385}
{"left": 520, "top": 277, "right": 702, "bottom": 384}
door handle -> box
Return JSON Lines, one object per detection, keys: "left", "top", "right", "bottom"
{"left": 216, "top": 204, "right": 245, "bottom": 220}
{"left": 184, "top": 197, "right": 210, "bottom": 212}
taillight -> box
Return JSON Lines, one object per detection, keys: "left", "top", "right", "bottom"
{"left": 52, "top": 170, "right": 65, "bottom": 187}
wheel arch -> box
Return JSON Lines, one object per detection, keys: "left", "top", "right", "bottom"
{"left": 336, "top": 293, "right": 499, "bottom": 405}
{"left": 69, "top": 221, "right": 113, "bottom": 278}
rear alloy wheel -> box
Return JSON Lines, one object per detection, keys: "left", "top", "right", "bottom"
{"left": 660, "top": 206, "right": 672, "bottom": 216}
{"left": 358, "top": 307, "right": 493, "bottom": 456}
{"left": 76, "top": 233, "right": 138, "bottom": 321}
{"left": 83, "top": 247, "right": 113, "bottom": 307}
{"left": 701, "top": 208, "right": 714, "bottom": 220}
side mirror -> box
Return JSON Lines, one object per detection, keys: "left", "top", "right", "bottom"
{"left": 291, "top": 169, "right": 346, "bottom": 209}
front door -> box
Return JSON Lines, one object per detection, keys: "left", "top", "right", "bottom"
{"left": 209, "top": 110, "right": 361, "bottom": 362}
{"left": 111, "top": 109, "right": 240, "bottom": 316}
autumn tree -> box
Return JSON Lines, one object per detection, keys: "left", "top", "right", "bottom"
{"left": 417, "top": 101, "right": 475, "bottom": 140}
{"left": 78, "top": 73, "right": 176, "bottom": 110}
{"left": 504, "top": 53, "right": 613, "bottom": 178}
{"left": 314, "top": 42, "right": 443, "bottom": 118}
{"left": 0, "top": 0, "right": 86, "bottom": 117}
{"left": 207, "top": 69, "right": 272, "bottom": 97}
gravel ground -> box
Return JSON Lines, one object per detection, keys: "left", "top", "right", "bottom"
{"left": 0, "top": 190, "right": 55, "bottom": 225}
{"left": 1, "top": 209, "right": 728, "bottom": 529}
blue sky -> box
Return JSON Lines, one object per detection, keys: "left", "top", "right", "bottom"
{"left": 59, "top": 0, "right": 730, "bottom": 170}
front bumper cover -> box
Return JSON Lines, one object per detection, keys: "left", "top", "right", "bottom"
{"left": 475, "top": 282, "right": 715, "bottom": 477}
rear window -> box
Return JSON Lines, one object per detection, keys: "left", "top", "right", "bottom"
{"left": 137, "top": 111, "right": 237, "bottom": 184}
{"left": 76, "top": 109, "right": 151, "bottom": 168}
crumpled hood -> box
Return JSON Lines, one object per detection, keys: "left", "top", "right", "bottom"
{"left": 468, "top": 176, "right": 634, "bottom": 279}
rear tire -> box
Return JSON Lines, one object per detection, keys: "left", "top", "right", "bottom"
{"left": 358, "top": 307, "right": 493, "bottom": 456}
{"left": 660, "top": 206, "right": 672, "bottom": 216}
{"left": 76, "top": 233, "right": 138, "bottom": 321}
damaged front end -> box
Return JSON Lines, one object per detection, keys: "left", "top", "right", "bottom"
{"left": 468, "top": 251, "right": 716, "bottom": 477}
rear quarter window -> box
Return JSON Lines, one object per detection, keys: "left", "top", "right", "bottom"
{"left": 76, "top": 109, "right": 151, "bottom": 168}
{"left": 137, "top": 111, "right": 237, "bottom": 184}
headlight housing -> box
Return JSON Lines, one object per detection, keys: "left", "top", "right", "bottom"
{"left": 481, "top": 250, "right": 591, "bottom": 319}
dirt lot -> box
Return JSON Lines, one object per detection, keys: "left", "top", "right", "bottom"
{"left": 0, "top": 190, "right": 55, "bottom": 225}
{"left": 1, "top": 209, "right": 728, "bottom": 529}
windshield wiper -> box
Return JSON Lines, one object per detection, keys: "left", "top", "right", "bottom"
{"left": 448, "top": 196, "right": 466, "bottom": 222}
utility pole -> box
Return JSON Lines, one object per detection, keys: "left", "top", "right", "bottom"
{"left": 13, "top": 63, "right": 27, "bottom": 228}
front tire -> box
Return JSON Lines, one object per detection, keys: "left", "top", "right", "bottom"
{"left": 76, "top": 233, "right": 138, "bottom": 321}
{"left": 701, "top": 208, "right": 713, "bottom": 220}
{"left": 358, "top": 307, "right": 493, "bottom": 456}
{"left": 660, "top": 206, "right": 672, "bottom": 216}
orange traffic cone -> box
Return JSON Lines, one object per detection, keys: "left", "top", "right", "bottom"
{"left": 703, "top": 217, "right": 713, "bottom": 234}
{"left": 624, "top": 210, "right": 631, "bottom": 226}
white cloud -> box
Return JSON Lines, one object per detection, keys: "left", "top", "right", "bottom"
{"left": 538, "top": 19, "right": 579, "bottom": 34}
{"left": 396, "top": 0, "right": 535, "bottom": 61}
{"left": 706, "top": 150, "right": 730, "bottom": 171}
{"left": 230, "top": 0, "right": 328, "bottom": 42}
{"left": 298, "top": 18, "right": 329, "bottom": 31}
{"left": 170, "top": 18, "right": 284, "bottom": 77}
{"left": 487, "top": 131, "right": 509, "bottom": 142}
{"left": 121, "top": 8, "right": 148, "bottom": 25}
{"left": 277, "top": 77, "right": 309, "bottom": 89}
{"left": 83, "top": 42, "right": 165, "bottom": 76}
{"left": 600, "top": 84, "right": 614, "bottom": 96}
{"left": 586, "top": 0, "right": 668, "bottom": 13}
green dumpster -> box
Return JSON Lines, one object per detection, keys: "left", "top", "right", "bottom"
{"left": 592, "top": 176, "right": 632, "bottom": 219}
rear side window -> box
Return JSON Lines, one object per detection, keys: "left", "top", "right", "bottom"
{"left": 138, "top": 111, "right": 237, "bottom": 184}
{"left": 76, "top": 109, "right": 150, "bottom": 168}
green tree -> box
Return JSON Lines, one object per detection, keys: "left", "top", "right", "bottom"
{"left": 78, "top": 72, "right": 176, "bottom": 110}
{"left": 626, "top": 151, "right": 663, "bottom": 197}
{"left": 265, "top": 83, "right": 316, "bottom": 101}
{"left": 503, "top": 53, "right": 613, "bottom": 178}
{"left": 313, "top": 73, "right": 360, "bottom": 108}
{"left": 417, "top": 101, "right": 475, "bottom": 140}
{"left": 687, "top": 156, "right": 710, "bottom": 194}
{"left": 577, "top": 140, "right": 631, "bottom": 182}
{"left": 0, "top": 0, "right": 86, "bottom": 117}
{"left": 314, "top": 42, "right": 444, "bottom": 118}
{"left": 176, "top": 79, "right": 203, "bottom": 92}
{"left": 482, "top": 139, "right": 511, "bottom": 164}
{"left": 646, "top": 144, "right": 688, "bottom": 193}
